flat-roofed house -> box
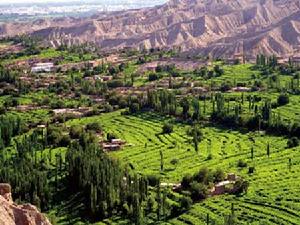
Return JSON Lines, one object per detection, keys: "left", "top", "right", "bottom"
{"left": 31, "top": 63, "right": 54, "bottom": 73}
{"left": 210, "top": 173, "right": 238, "bottom": 195}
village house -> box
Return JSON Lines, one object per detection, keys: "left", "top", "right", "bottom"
{"left": 14, "top": 105, "right": 43, "bottom": 112}
{"left": 111, "top": 139, "right": 126, "bottom": 145}
{"left": 210, "top": 173, "right": 237, "bottom": 196}
{"left": 57, "top": 62, "right": 86, "bottom": 72}
{"left": 86, "top": 59, "right": 105, "bottom": 68}
{"left": 102, "top": 143, "right": 121, "bottom": 151}
{"left": 160, "top": 182, "right": 182, "bottom": 192}
{"left": 84, "top": 75, "right": 103, "bottom": 83}
{"left": 231, "top": 87, "right": 251, "bottom": 92}
{"left": 156, "top": 78, "right": 171, "bottom": 88}
{"left": 37, "top": 124, "right": 47, "bottom": 129}
{"left": 31, "top": 63, "right": 54, "bottom": 73}
{"left": 102, "top": 138, "right": 126, "bottom": 152}
{"left": 102, "top": 76, "right": 113, "bottom": 81}
{"left": 144, "top": 64, "right": 157, "bottom": 72}
{"left": 52, "top": 107, "right": 92, "bottom": 118}
{"left": 226, "top": 53, "right": 245, "bottom": 65}
{"left": 19, "top": 76, "right": 34, "bottom": 84}
{"left": 192, "top": 86, "right": 208, "bottom": 94}
{"left": 89, "top": 95, "right": 105, "bottom": 104}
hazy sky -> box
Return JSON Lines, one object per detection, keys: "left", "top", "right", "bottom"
{"left": 0, "top": 0, "right": 166, "bottom": 3}
{"left": 3, "top": 0, "right": 79, "bottom": 3}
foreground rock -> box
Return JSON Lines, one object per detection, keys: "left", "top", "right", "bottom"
{"left": 0, "top": 183, "right": 52, "bottom": 225}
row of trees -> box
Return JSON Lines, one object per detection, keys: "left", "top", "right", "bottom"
{"left": 0, "top": 120, "right": 158, "bottom": 224}
{"left": 256, "top": 54, "right": 278, "bottom": 68}
{"left": 126, "top": 88, "right": 300, "bottom": 143}
{"left": 0, "top": 128, "right": 54, "bottom": 211}
{"left": 0, "top": 115, "right": 24, "bottom": 149}
{"left": 65, "top": 132, "right": 148, "bottom": 222}
{"left": 194, "top": 65, "right": 224, "bottom": 79}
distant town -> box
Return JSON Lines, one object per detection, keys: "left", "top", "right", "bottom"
{"left": 0, "top": 0, "right": 167, "bottom": 22}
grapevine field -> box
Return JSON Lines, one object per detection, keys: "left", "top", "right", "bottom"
{"left": 67, "top": 111, "right": 300, "bottom": 225}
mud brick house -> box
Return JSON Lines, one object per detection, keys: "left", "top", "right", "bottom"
{"left": 31, "top": 62, "right": 54, "bottom": 73}
{"left": 102, "top": 139, "right": 126, "bottom": 152}
{"left": 210, "top": 173, "right": 237, "bottom": 196}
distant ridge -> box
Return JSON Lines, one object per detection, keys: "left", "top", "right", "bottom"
{"left": 1, "top": 0, "right": 300, "bottom": 57}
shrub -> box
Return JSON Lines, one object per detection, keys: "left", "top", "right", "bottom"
{"left": 119, "top": 99, "right": 128, "bottom": 108}
{"left": 170, "top": 158, "right": 179, "bottom": 166}
{"left": 59, "top": 135, "right": 71, "bottom": 147}
{"left": 11, "top": 98, "right": 19, "bottom": 107}
{"left": 146, "top": 174, "right": 160, "bottom": 186}
{"left": 232, "top": 179, "right": 249, "bottom": 195}
{"left": 190, "top": 182, "right": 208, "bottom": 201}
{"left": 50, "top": 99, "right": 65, "bottom": 109}
{"left": 193, "top": 167, "right": 211, "bottom": 184}
{"left": 47, "top": 126, "right": 64, "bottom": 146}
{"left": 213, "top": 168, "right": 226, "bottom": 183}
{"left": 41, "top": 97, "right": 50, "bottom": 105}
{"left": 104, "top": 104, "right": 113, "bottom": 112}
{"left": 277, "top": 93, "right": 289, "bottom": 106}
{"left": 170, "top": 203, "right": 181, "bottom": 217}
{"left": 162, "top": 123, "right": 174, "bottom": 134}
{"left": 179, "top": 196, "right": 192, "bottom": 211}
{"left": 248, "top": 166, "right": 255, "bottom": 174}
{"left": 107, "top": 133, "right": 118, "bottom": 142}
{"left": 0, "top": 106, "right": 6, "bottom": 114}
{"left": 237, "top": 159, "right": 247, "bottom": 168}
{"left": 129, "top": 103, "right": 140, "bottom": 114}
{"left": 69, "top": 125, "right": 83, "bottom": 139}
{"left": 148, "top": 73, "right": 159, "bottom": 81}
{"left": 86, "top": 122, "right": 102, "bottom": 133}
{"left": 287, "top": 137, "right": 299, "bottom": 148}
{"left": 213, "top": 65, "right": 224, "bottom": 77}
{"left": 107, "top": 79, "right": 124, "bottom": 88}
{"left": 108, "top": 95, "right": 120, "bottom": 106}
{"left": 181, "top": 174, "right": 193, "bottom": 189}
{"left": 220, "top": 81, "right": 232, "bottom": 92}
{"left": 108, "top": 66, "right": 118, "bottom": 75}
{"left": 206, "top": 153, "right": 213, "bottom": 160}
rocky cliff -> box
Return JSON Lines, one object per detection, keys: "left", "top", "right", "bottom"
{"left": 0, "top": 183, "right": 52, "bottom": 225}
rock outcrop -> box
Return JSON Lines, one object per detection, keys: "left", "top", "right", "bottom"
{"left": 0, "top": 183, "right": 52, "bottom": 225}
{"left": 1, "top": 0, "right": 300, "bottom": 57}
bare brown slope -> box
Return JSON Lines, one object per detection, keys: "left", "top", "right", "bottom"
{"left": 1, "top": 0, "right": 300, "bottom": 57}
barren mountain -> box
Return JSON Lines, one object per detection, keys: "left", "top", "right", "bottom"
{"left": 1, "top": 0, "right": 300, "bottom": 57}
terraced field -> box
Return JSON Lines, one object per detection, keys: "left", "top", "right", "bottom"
{"left": 169, "top": 146, "right": 300, "bottom": 225}
{"left": 67, "top": 110, "right": 300, "bottom": 224}
{"left": 213, "top": 64, "right": 260, "bottom": 84}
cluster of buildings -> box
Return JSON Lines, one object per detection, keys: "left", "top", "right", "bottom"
{"left": 162, "top": 173, "right": 239, "bottom": 196}
{"left": 84, "top": 75, "right": 113, "bottom": 83}
{"left": 52, "top": 107, "right": 93, "bottom": 118}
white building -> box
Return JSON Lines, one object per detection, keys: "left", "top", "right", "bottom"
{"left": 31, "top": 63, "right": 54, "bottom": 73}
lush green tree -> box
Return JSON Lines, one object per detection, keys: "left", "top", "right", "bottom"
{"left": 277, "top": 93, "right": 289, "bottom": 106}
{"left": 162, "top": 123, "right": 174, "bottom": 134}
{"left": 190, "top": 182, "right": 208, "bottom": 201}
{"left": 187, "top": 125, "right": 203, "bottom": 153}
